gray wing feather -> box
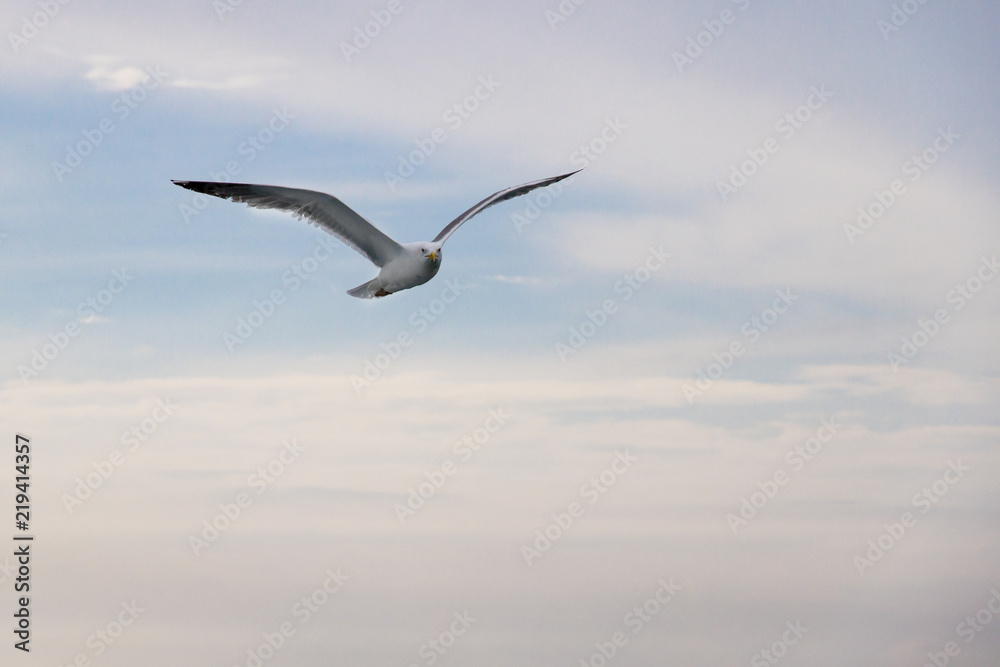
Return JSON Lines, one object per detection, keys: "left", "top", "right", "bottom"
{"left": 171, "top": 181, "right": 403, "bottom": 267}
{"left": 433, "top": 169, "right": 582, "bottom": 245}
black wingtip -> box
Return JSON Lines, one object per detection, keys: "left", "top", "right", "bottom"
{"left": 171, "top": 180, "right": 218, "bottom": 196}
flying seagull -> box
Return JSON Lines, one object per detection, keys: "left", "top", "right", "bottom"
{"left": 172, "top": 170, "right": 580, "bottom": 298}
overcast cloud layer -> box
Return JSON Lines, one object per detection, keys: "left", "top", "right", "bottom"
{"left": 1, "top": 1, "right": 999, "bottom": 666}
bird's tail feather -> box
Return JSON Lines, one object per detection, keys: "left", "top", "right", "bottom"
{"left": 346, "top": 277, "right": 384, "bottom": 299}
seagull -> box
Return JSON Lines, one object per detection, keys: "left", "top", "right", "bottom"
{"left": 172, "top": 170, "right": 580, "bottom": 298}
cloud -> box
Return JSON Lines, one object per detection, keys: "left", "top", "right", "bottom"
{"left": 84, "top": 61, "right": 150, "bottom": 91}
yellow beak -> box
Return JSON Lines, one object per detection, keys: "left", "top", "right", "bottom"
{"left": 427, "top": 251, "right": 438, "bottom": 262}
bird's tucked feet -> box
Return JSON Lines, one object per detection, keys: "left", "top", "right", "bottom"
{"left": 374, "top": 288, "right": 391, "bottom": 297}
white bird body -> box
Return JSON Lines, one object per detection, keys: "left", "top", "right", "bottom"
{"left": 348, "top": 241, "right": 443, "bottom": 298}
{"left": 172, "top": 169, "right": 579, "bottom": 298}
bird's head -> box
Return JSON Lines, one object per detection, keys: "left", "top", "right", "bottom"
{"left": 420, "top": 244, "right": 442, "bottom": 263}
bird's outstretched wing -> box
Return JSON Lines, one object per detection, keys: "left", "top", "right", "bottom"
{"left": 432, "top": 169, "right": 582, "bottom": 245}
{"left": 172, "top": 181, "right": 403, "bottom": 267}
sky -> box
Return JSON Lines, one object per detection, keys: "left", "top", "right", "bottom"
{"left": 1, "top": 1, "right": 999, "bottom": 665}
